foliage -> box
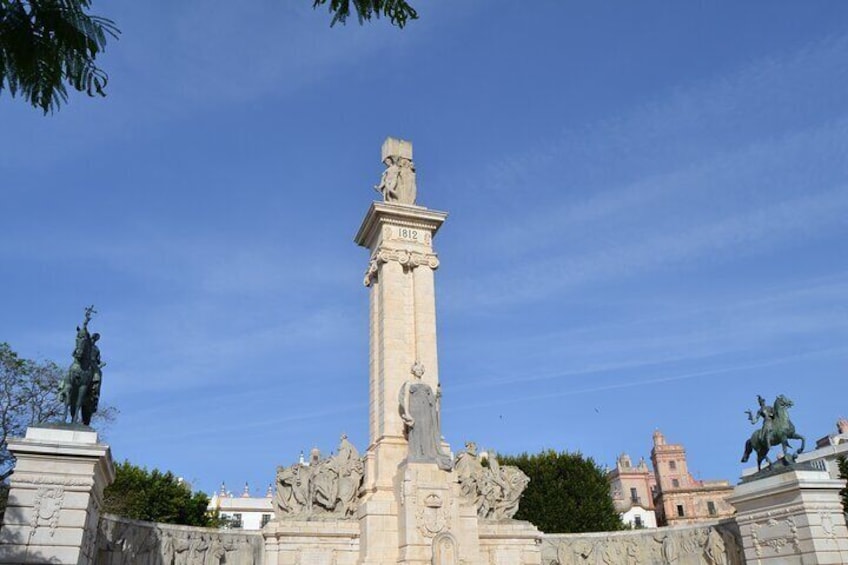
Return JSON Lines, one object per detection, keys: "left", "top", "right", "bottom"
{"left": 0, "top": 343, "right": 116, "bottom": 483}
{"left": 499, "top": 449, "right": 624, "bottom": 534}
{"left": 838, "top": 455, "right": 848, "bottom": 522}
{"left": 0, "top": 0, "right": 119, "bottom": 113}
{"left": 103, "top": 460, "right": 213, "bottom": 527}
{"left": 313, "top": 0, "right": 417, "bottom": 28}
{"left": 1, "top": 0, "right": 416, "bottom": 114}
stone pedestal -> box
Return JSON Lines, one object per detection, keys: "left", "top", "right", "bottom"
{"left": 478, "top": 521, "right": 542, "bottom": 565}
{"left": 263, "top": 519, "right": 360, "bottom": 565}
{"left": 728, "top": 468, "right": 848, "bottom": 564}
{"left": 0, "top": 425, "right": 115, "bottom": 565}
{"left": 396, "top": 462, "right": 480, "bottom": 565}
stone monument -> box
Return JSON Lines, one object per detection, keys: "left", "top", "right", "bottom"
{"left": 265, "top": 138, "right": 538, "bottom": 565}
{"left": 731, "top": 395, "right": 848, "bottom": 564}
{"left": 0, "top": 308, "right": 115, "bottom": 565}
{"left": 354, "top": 137, "right": 539, "bottom": 565}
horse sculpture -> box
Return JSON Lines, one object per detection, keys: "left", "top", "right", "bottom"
{"left": 61, "top": 306, "right": 102, "bottom": 425}
{"left": 741, "top": 394, "right": 806, "bottom": 471}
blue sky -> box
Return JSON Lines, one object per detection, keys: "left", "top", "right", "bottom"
{"left": 2, "top": 2, "right": 847, "bottom": 496}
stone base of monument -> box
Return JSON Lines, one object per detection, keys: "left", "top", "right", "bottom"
{"left": 262, "top": 519, "right": 360, "bottom": 565}
{"left": 396, "top": 461, "right": 480, "bottom": 564}
{"left": 0, "top": 425, "right": 115, "bottom": 565}
{"left": 729, "top": 468, "right": 848, "bottom": 564}
{"left": 478, "top": 520, "right": 542, "bottom": 565}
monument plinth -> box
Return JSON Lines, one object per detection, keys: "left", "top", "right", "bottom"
{"left": 730, "top": 466, "right": 848, "bottom": 563}
{"left": 0, "top": 426, "right": 115, "bottom": 565}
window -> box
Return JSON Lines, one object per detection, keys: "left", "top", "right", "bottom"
{"left": 630, "top": 488, "right": 639, "bottom": 503}
{"left": 634, "top": 515, "right": 643, "bottom": 528}
{"left": 707, "top": 501, "right": 717, "bottom": 516}
{"left": 676, "top": 505, "right": 685, "bottom": 517}
{"left": 672, "top": 478, "right": 680, "bottom": 488}
{"left": 669, "top": 460, "right": 677, "bottom": 470}
{"left": 232, "top": 513, "right": 243, "bottom": 528}
{"left": 261, "top": 513, "right": 272, "bottom": 527}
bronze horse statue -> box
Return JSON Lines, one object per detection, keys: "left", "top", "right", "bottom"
{"left": 61, "top": 306, "right": 101, "bottom": 425}
{"left": 741, "top": 394, "right": 805, "bottom": 470}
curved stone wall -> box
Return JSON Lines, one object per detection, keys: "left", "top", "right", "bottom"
{"left": 95, "top": 514, "right": 263, "bottom": 564}
{"left": 541, "top": 520, "right": 745, "bottom": 564}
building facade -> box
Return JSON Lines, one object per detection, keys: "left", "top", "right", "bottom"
{"left": 608, "top": 453, "right": 658, "bottom": 528}
{"left": 650, "top": 430, "right": 735, "bottom": 526}
{"left": 207, "top": 482, "right": 274, "bottom": 531}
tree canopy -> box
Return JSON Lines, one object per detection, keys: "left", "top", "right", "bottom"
{"left": 103, "top": 460, "right": 214, "bottom": 527}
{"left": 1, "top": 0, "right": 417, "bottom": 113}
{"left": 499, "top": 450, "right": 624, "bottom": 534}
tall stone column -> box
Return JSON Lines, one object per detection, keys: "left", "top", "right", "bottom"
{"left": 0, "top": 426, "right": 115, "bottom": 564}
{"left": 355, "top": 200, "right": 448, "bottom": 565}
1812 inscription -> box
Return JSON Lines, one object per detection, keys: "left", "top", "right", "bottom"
{"left": 384, "top": 226, "right": 431, "bottom": 245}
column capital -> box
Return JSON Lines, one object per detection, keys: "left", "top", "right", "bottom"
{"left": 364, "top": 249, "right": 439, "bottom": 287}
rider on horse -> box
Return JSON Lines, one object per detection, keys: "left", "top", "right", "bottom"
{"left": 746, "top": 394, "right": 775, "bottom": 445}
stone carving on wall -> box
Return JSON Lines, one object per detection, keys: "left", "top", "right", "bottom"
{"left": 96, "top": 515, "right": 260, "bottom": 565}
{"left": 544, "top": 524, "right": 745, "bottom": 565}
{"left": 416, "top": 492, "right": 450, "bottom": 538}
{"left": 29, "top": 485, "right": 64, "bottom": 538}
{"left": 453, "top": 441, "right": 530, "bottom": 520}
{"left": 274, "top": 434, "right": 364, "bottom": 519}
{"left": 750, "top": 515, "right": 800, "bottom": 558}
{"left": 432, "top": 532, "right": 459, "bottom": 565}
{"left": 399, "top": 362, "right": 452, "bottom": 471}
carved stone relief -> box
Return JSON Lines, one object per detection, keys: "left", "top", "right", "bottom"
{"left": 543, "top": 523, "right": 745, "bottom": 565}
{"left": 274, "top": 434, "right": 364, "bottom": 520}
{"left": 96, "top": 515, "right": 261, "bottom": 565}
{"left": 416, "top": 491, "right": 450, "bottom": 538}
{"left": 30, "top": 485, "right": 64, "bottom": 538}
{"left": 432, "top": 532, "right": 459, "bottom": 565}
{"left": 454, "top": 442, "right": 529, "bottom": 520}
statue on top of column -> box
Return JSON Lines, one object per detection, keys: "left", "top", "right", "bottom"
{"left": 375, "top": 137, "right": 417, "bottom": 205}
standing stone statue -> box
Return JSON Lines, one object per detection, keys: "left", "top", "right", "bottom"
{"left": 61, "top": 305, "right": 105, "bottom": 425}
{"left": 374, "top": 137, "right": 417, "bottom": 205}
{"left": 398, "top": 362, "right": 452, "bottom": 471}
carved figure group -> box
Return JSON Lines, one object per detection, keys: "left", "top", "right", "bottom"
{"left": 97, "top": 516, "right": 258, "bottom": 565}
{"left": 547, "top": 525, "right": 743, "bottom": 565}
{"left": 61, "top": 305, "right": 105, "bottom": 425}
{"left": 454, "top": 441, "right": 530, "bottom": 520}
{"left": 741, "top": 394, "right": 806, "bottom": 470}
{"left": 274, "top": 434, "right": 364, "bottom": 519}
{"left": 375, "top": 154, "right": 416, "bottom": 204}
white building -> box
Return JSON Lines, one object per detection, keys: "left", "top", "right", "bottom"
{"left": 207, "top": 482, "right": 274, "bottom": 531}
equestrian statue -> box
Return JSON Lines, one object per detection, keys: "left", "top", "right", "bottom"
{"left": 61, "top": 305, "right": 105, "bottom": 425}
{"left": 741, "top": 394, "right": 805, "bottom": 471}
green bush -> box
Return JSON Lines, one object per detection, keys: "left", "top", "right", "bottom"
{"left": 103, "top": 461, "right": 212, "bottom": 527}
{"left": 499, "top": 450, "right": 623, "bottom": 533}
